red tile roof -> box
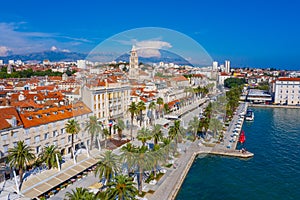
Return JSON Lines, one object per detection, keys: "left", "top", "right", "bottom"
{"left": 277, "top": 77, "right": 300, "bottom": 81}
{"left": 19, "top": 102, "right": 92, "bottom": 128}
{"left": 0, "top": 107, "right": 23, "bottom": 130}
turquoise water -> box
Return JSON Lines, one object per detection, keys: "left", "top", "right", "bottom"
{"left": 176, "top": 108, "right": 300, "bottom": 200}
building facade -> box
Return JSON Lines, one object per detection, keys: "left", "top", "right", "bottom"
{"left": 82, "top": 80, "right": 131, "bottom": 127}
{"left": 274, "top": 78, "right": 300, "bottom": 105}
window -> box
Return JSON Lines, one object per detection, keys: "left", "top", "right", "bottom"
{"left": 53, "top": 140, "right": 58, "bottom": 146}
{"left": 61, "top": 128, "right": 65, "bottom": 135}
{"left": 13, "top": 142, "right": 17, "bottom": 147}
{"left": 280, "top": 90, "right": 282, "bottom": 93}
{"left": 45, "top": 143, "right": 49, "bottom": 147}
{"left": 34, "top": 135, "right": 40, "bottom": 143}
{"left": 61, "top": 138, "right": 65, "bottom": 145}
{"left": 68, "top": 135, "right": 72, "bottom": 143}
{"left": 36, "top": 146, "right": 40, "bottom": 154}
{"left": 53, "top": 130, "right": 58, "bottom": 137}
{"left": 25, "top": 129, "right": 29, "bottom": 135}
{"left": 44, "top": 132, "right": 49, "bottom": 140}
{"left": 25, "top": 138, "right": 30, "bottom": 145}
{"left": 1, "top": 134, "right": 8, "bottom": 141}
{"left": 3, "top": 145, "right": 8, "bottom": 154}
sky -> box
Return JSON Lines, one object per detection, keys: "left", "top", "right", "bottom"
{"left": 0, "top": 0, "right": 300, "bottom": 69}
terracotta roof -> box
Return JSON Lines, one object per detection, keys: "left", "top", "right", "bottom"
{"left": 171, "top": 76, "right": 188, "bottom": 82}
{"left": 19, "top": 102, "right": 92, "bottom": 128}
{"left": 277, "top": 77, "right": 300, "bottom": 81}
{"left": 0, "top": 106, "right": 23, "bottom": 130}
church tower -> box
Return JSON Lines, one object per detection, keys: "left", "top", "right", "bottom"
{"left": 129, "top": 46, "right": 139, "bottom": 79}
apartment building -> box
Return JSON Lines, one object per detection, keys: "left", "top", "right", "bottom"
{"left": 274, "top": 77, "right": 300, "bottom": 105}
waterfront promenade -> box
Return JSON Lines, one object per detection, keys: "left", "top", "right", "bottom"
{"left": 146, "top": 102, "right": 254, "bottom": 200}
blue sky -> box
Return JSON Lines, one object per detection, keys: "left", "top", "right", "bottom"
{"left": 0, "top": 0, "right": 300, "bottom": 69}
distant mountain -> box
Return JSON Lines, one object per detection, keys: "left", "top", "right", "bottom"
{"left": 0, "top": 51, "right": 87, "bottom": 63}
{"left": 116, "top": 49, "right": 193, "bottom": 66}
{"left": 0, "top": 49, "right": 193, "bottom": 65}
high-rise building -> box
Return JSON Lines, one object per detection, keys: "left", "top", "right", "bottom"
{"left": 212, "top": 61, "right": 218, "bottom": 71}
{"left": 0, "top": 60, "right": 3, "bottom": 65}
{"left": 8, "top": 60, "right": 14, "bottom": 65}
{"left": 225, "top": 60, "right": 231, "bottom": 73}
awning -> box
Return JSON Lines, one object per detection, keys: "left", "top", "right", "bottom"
{"left": 22, "top": 157, "right": 98, "bottom": 199}
{"left": 155, "top": 118, "right": 171, "bottom": 126}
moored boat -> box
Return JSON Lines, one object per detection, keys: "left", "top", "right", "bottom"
{"left": 245, "top": 109, "right": 254, "bottom": 121}
{"left": 239, "top": 130, "right": 246, "bottom": 143}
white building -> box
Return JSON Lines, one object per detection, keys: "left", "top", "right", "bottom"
{"left": 8, "top": 60, "right": 14, "bottom": 65}
{"left": 225, "top": 60, "right": 230, "bottom": 73}
{"left": 212, "top": 61, "right": 218, "bottom": 71}
{"left": 274, "top": 77, "right": 300, "bottom": 105}
{"left": 0, "top": 60, "right": 3, "bottom": 65}
{"left": 81, "top": 79, "right": 131, "bottom": 127}
{"left": 77, "top": 60, "right": 87, "bottom": 69}
{"left": 218, "top": 72, "right": 231, "bottom": 85}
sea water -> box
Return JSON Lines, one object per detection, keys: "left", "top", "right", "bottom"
{"left": 176, "top": 107, "right": 300, "bottom": 200}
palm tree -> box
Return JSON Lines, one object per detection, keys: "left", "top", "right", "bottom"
{"left": 148, "top": 101, "right": 156, "bottom": 125}
{"left": 163, "top": 103, "right": 170, "bottom": 114}
{"left": 137, "top": 127, "right": 151, "bottom": 146}
{"left": 65, "top": 119, "right": 80, "bottom": 158}
{"left": 120, "top": 143, "right": 135, "bottom": 176}
{"left": 102, "top": 128, "right": 110, "bottom": 149}
{"left": 95, "top": 150, "right": 120, "bottom": 185}
{"left": 106, "top": 175, "right": 138, "bottom": 200}
{"left": 188, "top": 116, "right": 200, "bottom": 141}
{"left": 135, "top": 146, "right": 154, "bottom": 195}
{"left": 85, "top": 116, "right": 102, "bottom": 150}
{"left": 39, "top": 145, "right": 62, "bottom": 169}
{"left": 156, "top": 97, "right": 164, "bottom": 118}
{"left": 116, "top": 119, "right": 125, "bottom": 140}
{"left": 137, "top": 101, "right": 146, "bottom": 127}
{"left": 128, "top": 102, "right": 139, "bottom": 140}
{"left": 168, "top": 120, "right": 184, "bottom": 151}
{"left": 152, "top": 124, "right": 163, "bottom": 145}
{"left": 209, "top": 118, "right": 223, "bottom": 138}
{"left": 64, "top": 187, "right": 94, "bottom": 200}
{"left": 151, "top": 144, "right": 165, "bottom": 178}
{"left": 7, "top": 141, "right": 35, "bottom": 190}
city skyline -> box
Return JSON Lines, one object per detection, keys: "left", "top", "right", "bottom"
{"left": 0, "top": 0, "right": 300, "bottom": 69}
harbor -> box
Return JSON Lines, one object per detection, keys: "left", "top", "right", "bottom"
{"left": 147, "top": 102, "right": 254, "bottom": 200}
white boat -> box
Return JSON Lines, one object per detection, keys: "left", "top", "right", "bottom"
{"left": 245, "top": 109, "right": 254, "bottom": 121}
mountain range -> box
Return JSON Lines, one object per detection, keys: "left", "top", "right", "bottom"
{"left": 0, "top": 50, "right": 192, "bottom": 65}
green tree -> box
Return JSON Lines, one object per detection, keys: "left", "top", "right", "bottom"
{"left": 85, "top": 116, "right": 102, "bottom": 150}
{"left": 39, "top": 145, "right": 62, "bottom": 169}
{"left": 209, "top": 118, "right": 223, "bottom": 138}
{"left": 128, "top": 102, "right": 139, "bottom": 140}
{"left": 224, "top": 78, "right": 245, "bottom": 88}
{"left": 164, "top": 103, "right": 170, "bottom": 114}
{"left": 188, "top": 116, "right": 200, "bottom": 141}
{"left": 137, "top": 101, "right": 146, "bottom": 127}
{"left": 137, "top": 127, "right": 151, "bottom": 146}
{"left": 156, "top": 97, "right": 164, "bottom": 118}
{"left": 106, "top": 175, "right": 138, "bottom": 200}
{"left": 95, "top": 151, "right": 120, "bottom": 185}
{"left": 65, "top": 119, "right": 80, "bottom": 158}
{"left": 64, "top": 187, "right": 94, "bottom": 200}
{"left": 151, "top": 124, "right": 163, "bottom": 145}
{"left": 148, "top": 101, "right": 156, "bottom": 125}
{"left": 116, "top": 119, "right": 125, "bottom": 140}
{"left": 7, "top": 141, "right": 35, "bottom": 190}
{"left": 168, "top": 120, "right": 184, "bottom": 151}
{"left": 102, "top": 128, "right": 110, "bottom": 149}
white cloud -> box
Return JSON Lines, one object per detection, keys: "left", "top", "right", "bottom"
{"left": 135, "top": 40, "right": 172, "bottom": 58}
{"left": 0, "top": 46, "right": 11, "bottom": 56}
{"left": 0, "top": 22, "right": 91, "bottom": 54}
{"left": 50, "top": 46, "right": 58, "bottom": 51}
